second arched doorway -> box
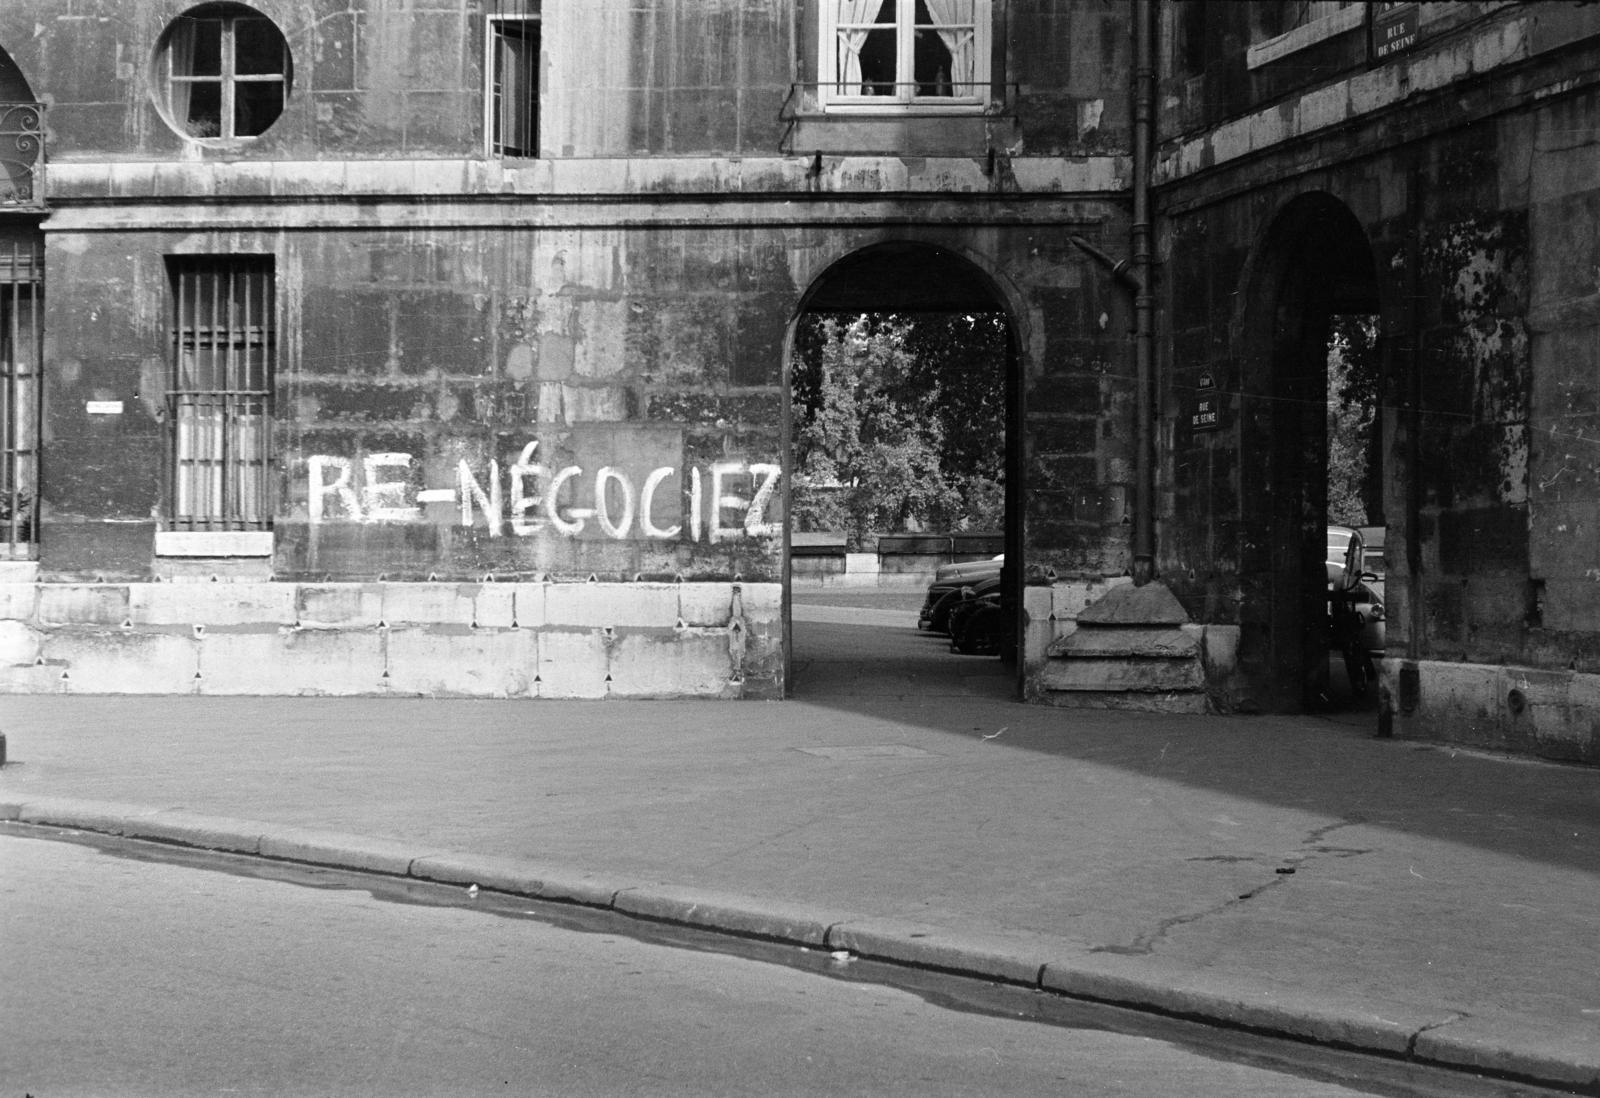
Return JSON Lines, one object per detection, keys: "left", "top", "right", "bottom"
{"left": 1235, "top": 193, "right": 1383, "bottom": 713}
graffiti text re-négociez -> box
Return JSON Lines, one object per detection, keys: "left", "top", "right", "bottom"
{"left": 307, "top": 444, "right": 780, "bottom": 542}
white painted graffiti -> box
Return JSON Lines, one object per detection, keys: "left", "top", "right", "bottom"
{"left": 307, "top": 443, "right": 781, "bottom": 542}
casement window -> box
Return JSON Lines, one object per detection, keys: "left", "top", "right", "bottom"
{"left": 819, "top": 0, "right": 990, "bottom": 112}
{"left": 488, "top": 16, "right": 539, "bottom": 157}
{"left": 0, "top": 237, "right": 40, "bottom": 556}
{"left": 158, "top": 4, "right": 291, "bottom": 140}
{"left": 166, "top": 258, "right": 273, "bottom": 532}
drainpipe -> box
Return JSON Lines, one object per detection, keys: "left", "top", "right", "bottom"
{"left": 1068, "top": 0, "right": 1156, "bottom": 586}
{"left": 1130, "top": 0, "right": 1156, "bottom": 587}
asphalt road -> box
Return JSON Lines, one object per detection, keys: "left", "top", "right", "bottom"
{"left": 0, "top": 830, "right": 1562, "bottom": 1098}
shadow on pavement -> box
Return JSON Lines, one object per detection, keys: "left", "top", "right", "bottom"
{"left": 787, "top": 608, "right": 1600, "bottom": 880}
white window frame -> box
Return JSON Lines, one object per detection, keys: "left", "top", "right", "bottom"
{"left": 486, "top": 13, "right": 540, "bottom": 158}
{"left": 818, "top": 0, "right": 991, "bottom": 114}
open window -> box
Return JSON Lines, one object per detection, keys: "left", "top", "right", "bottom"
{"left": 488, "top": 15, "right": 540, "bottom": 157}
{"left": 157, "top": 3, "right": 291, "bottom": 141}
{"left": 165, "top": 257, "right": 274, "bottom": 537}
{"left": 819, "top": 0, "right": 990, "bottom": 112}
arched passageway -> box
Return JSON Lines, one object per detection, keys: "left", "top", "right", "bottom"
{"left": 1235, "top": 194, "right": 1382, "bottom": 713}
{"left": 784, "top": 242, "right": 1022, "bottom": 703}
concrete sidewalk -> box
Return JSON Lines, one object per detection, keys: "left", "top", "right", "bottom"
{"left": 2, "top": 681, "right": 1598, "bottom": 1090}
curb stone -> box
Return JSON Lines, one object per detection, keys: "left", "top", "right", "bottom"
{"left": 410, "top": 851, "right": 636, "bottom": 908}
{"left": 3, "top": 796, "right": 1595, "bottom": 1094}
{"left": 614, "top": 883, "right": 840, "bottom": 947}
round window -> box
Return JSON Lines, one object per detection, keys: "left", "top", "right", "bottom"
{"left": 155, "top": 4, "right": 291, "bottom": 141}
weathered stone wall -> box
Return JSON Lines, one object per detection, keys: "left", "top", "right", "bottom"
{"left": 1, "top": 0, "right": 1139, "bottom": 698}
{"left": 1155, "top": 1, "right": 1600, "bottom": 758}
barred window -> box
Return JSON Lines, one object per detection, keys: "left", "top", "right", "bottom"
{"left": 0, "top": 237, "right": 40, "bottom": 556}
{"left": 167, "top": 257, "right": 273, "bottom": 530}
{"left": 489, "top": 16, "right": 539, "bottom": 157}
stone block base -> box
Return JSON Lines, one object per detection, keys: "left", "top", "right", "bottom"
{"left": 0, "top": 580, "right": 780, "bottom": 700}
{"left": 1386, "top": 658, "right": 1600, "bottom": 765}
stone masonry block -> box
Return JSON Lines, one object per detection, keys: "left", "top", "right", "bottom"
{"left": 1048, "top": 578, "right": 1132, "bottom": 620}
{"left": 544, "top": 583, "right": 680, "bottom": 628}
{"left": 677, "top": 582, "right": 736, "bottom": 627}
{"left": 0, "top": 619, "right": 41, "bottom": 666}
{"left": 128, "top": 583, "right": 296, "bottom": 626}
{"left": 473, "top": 584, "right": 518, "bottom": 628}
{"left": 44, "top": 630, "right": 199, "bottom": 694}
{"left": 607, "top": 631, "right": 733, "bottom": 698}
{"left": 383, "top": 627, "right": 535, "bottom": 697}
{"left": 534, "top": 629, "right": 609, "bottom": 698}
{"left": 735, "top": 583, "right": 782, "bottom": 622}
{"left": 1538, "top": 578, "right": 1600, "bottom": 634}
{"left": 37, "top": 585, "right": 131, "bottom": 626}
{"left": 198, "top": 628, "right": 384, "bottom": 695}
{"left": 1428, "top": 660, "right": 1504, "bottom": 719}
{"left": 1201, "top": 625, "right": 1240, "bottom": 677}
{"left": 1038, "top": 656, "right": 1204, "bottom": 693}
{"left": 379, "top": 583, "right": 478, "bottom": 626}
{"left": 0, "top": 583, "right": 37, "bottom": 620}
{"left": 508, "top": 583, "right": 546, "bottom": 629}
{"left": 296, "top": 584, "right": 383, "bottom": 626}
{"left": 1023, "top": 584, "right": 1054, "bottom": 622}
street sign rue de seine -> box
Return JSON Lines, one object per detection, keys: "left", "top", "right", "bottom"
{"left": 1372, "top": 1, "right": 1419, "bottom": 60}
{"left": 1190, "top": 371, "right": 1220, "bottom": 434}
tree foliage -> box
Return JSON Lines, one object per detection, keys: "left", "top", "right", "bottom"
{"left": 1326, "top": 314, "right": 1380, "bottom": 527}
{"left": 792, "top": 312, "right": 1007, "bottom": 548}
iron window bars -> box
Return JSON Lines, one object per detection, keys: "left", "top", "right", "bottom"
{"left": 0, "top": 236, "right": 40, "bottom": 556}
{"left": 167, "top": 257, "right": 274, "bottom": 531}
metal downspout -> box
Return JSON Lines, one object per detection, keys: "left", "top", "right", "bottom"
{"left": 1131, "top": 0, "right": 1156, "bottom": 586}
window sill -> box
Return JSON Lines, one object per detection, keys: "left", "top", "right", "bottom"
{"left": 1246, "top": 4, "right": 1365, "bottom": 70}
{"left": 817, "top": 100, "right": 989, "bottom": 116}
{"left": 155, "top": 531, "right": 273, "bottom": 558}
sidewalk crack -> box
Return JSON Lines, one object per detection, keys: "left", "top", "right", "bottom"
{"left": 1091, "top": 876, "right": 1293, "bottom": 956}
{"left": 1094, "top": 818, "right": 1373, "bottom": 957}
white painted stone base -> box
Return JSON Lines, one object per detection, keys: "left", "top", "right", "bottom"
{"left": 0, "top": 581, "right": 781, "bottom": 699}
{"left": 1385, "top": 658, "right": 1600, "bottom": 764}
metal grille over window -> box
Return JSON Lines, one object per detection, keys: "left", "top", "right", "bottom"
{"left": 0, "top": 236, "right": 40, "bottom": 556}
{"left": 167, "top": 258, "right": 273, "bottom": 531}
{"left": 161, "top": 5, "right": 290, "bottom": 140}
{"left": 0, "top": 102, "right": 43, "bottom": 206}
{"left": 490, "top": 17, "right": 539, "bottom": 157}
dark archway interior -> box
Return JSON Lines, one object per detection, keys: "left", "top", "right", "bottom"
{"left": 1242, "top": 196, "right": 1380, "bottom": 713}
{"left": 0, "top": 49, "right": 40, "bottom": 203}
{"left": 800, "top": 244, "right": 1004, "bottom": 313}
{"left": 787, "top": 243, "right": 1022, "bottom": 701}
{"left": 0, "top": 49, "right": 32, "bottom": 102}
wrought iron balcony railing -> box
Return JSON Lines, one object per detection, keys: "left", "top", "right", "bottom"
{"left": 0, "top": 102, "right": 43, "bottom": 206}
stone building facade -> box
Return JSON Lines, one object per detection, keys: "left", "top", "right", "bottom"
{"left": 4, "top": 1, "right": 1598, "bottom": 766}
{"left": 1155, "top": 1, "right": 1600, "bottom": 762}
{"left": 0, "top": 1, "right": 1134, "bottom": 700}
